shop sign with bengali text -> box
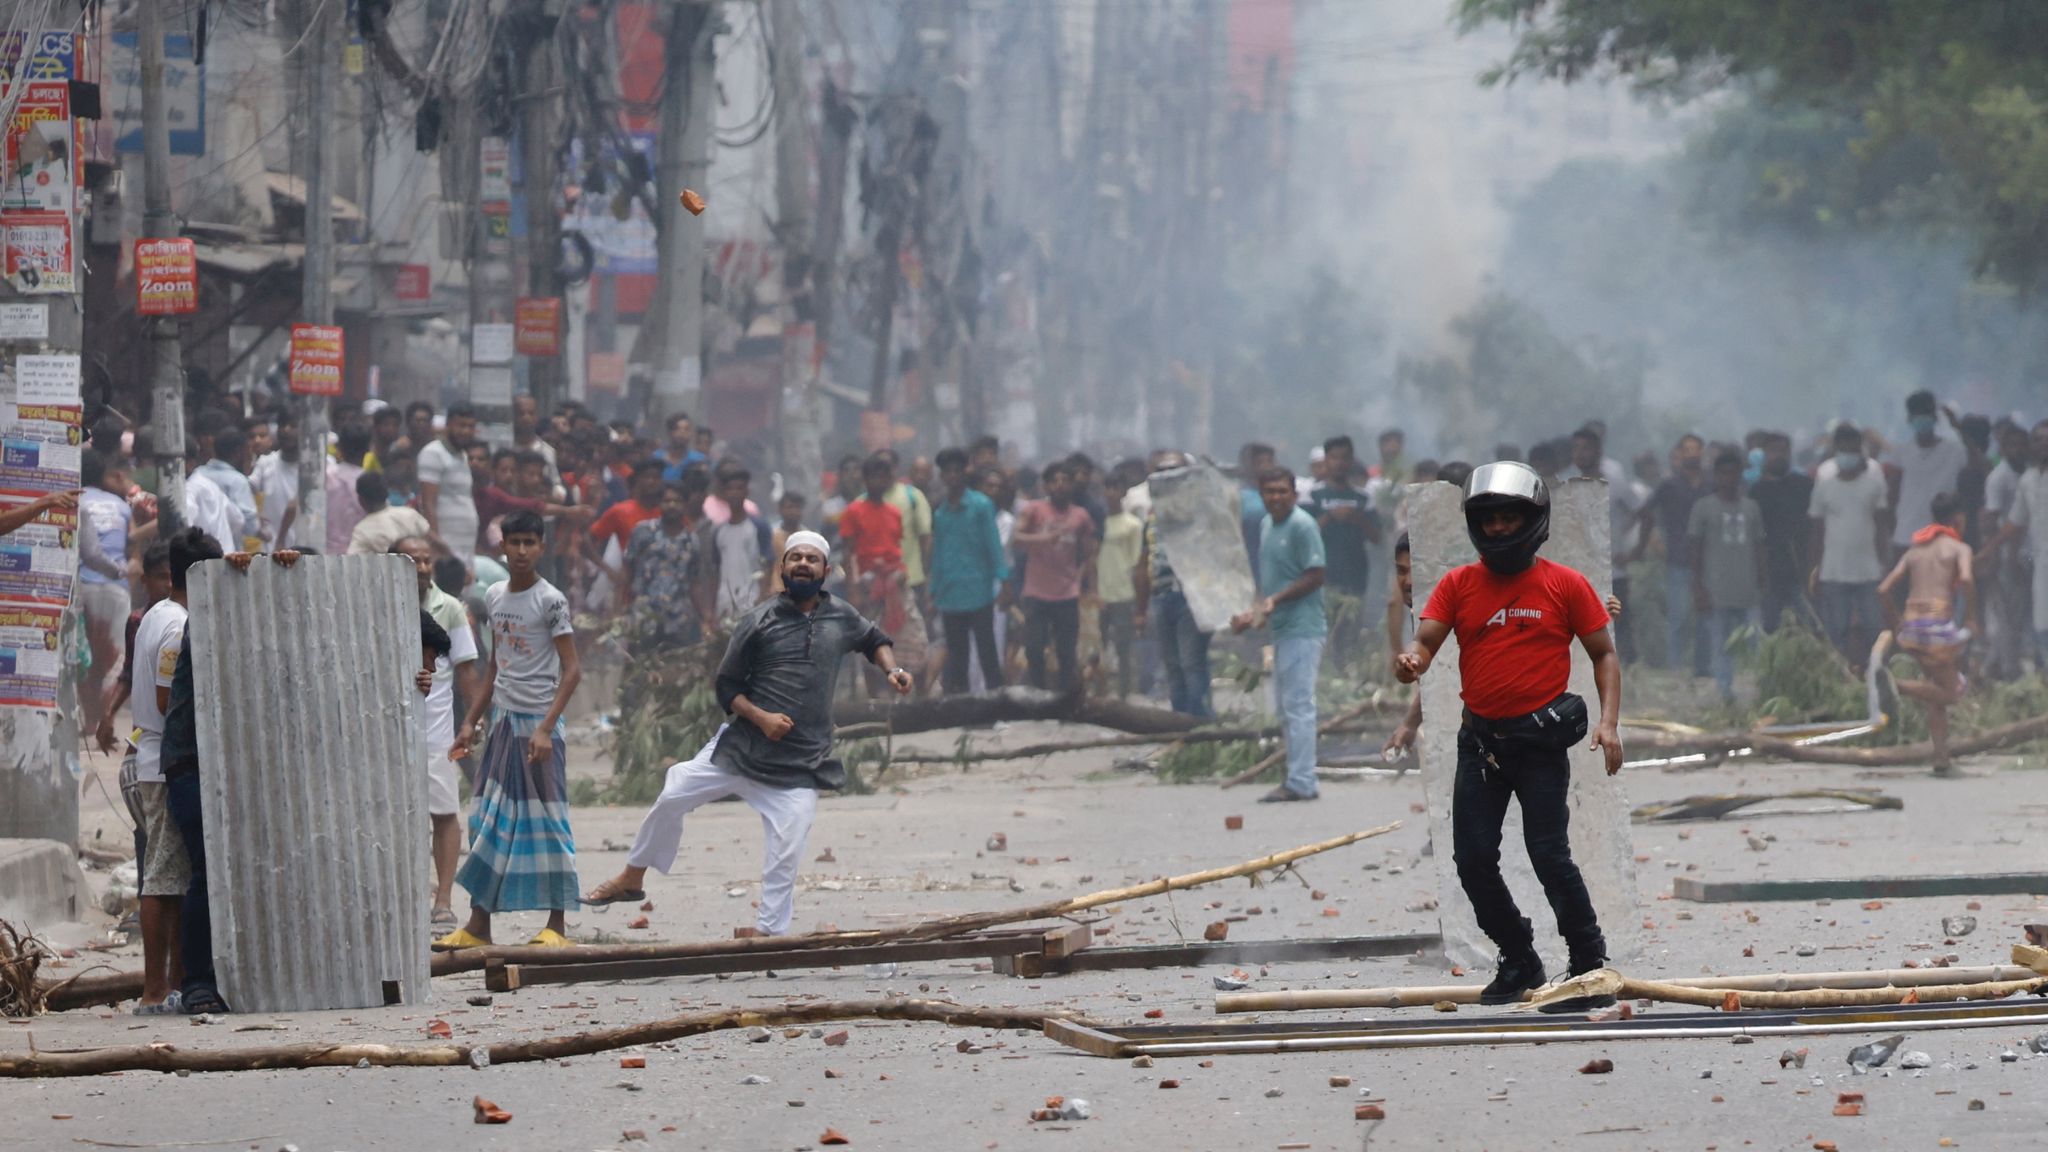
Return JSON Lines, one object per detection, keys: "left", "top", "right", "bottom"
{"left": 135, "top": 238, "right": 199, "bottom": 315}
{"left": 514, "top": 297, "right": 561, "bottom": 357}
{"left": 288, "top": 323, "right": 345, "bottom": 395}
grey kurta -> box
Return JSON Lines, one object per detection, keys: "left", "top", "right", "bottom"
{"left": 712, "top": 591, "right": 890, "bottom": 790}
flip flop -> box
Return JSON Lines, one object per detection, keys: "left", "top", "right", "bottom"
{"left": 527, "top": 928, "right": 575, "bottom": 948}
{"left": 579, "top": 883, "right": 646, "bottom": 908}
{"left": 432, "top": 927, "right": 492, "bottom": 952}
{"left": 430, "top": 906, "right": 459, "bottom": 931}
{"left": 133, "top": 991, "right": 183, "bottom": 1016}
{"left": 181, "top": 986, "right": 228, "bottom": 1015}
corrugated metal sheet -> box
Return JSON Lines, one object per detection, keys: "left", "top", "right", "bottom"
{"left": 189, "top": 555, "right": 430, "bottom": 1013}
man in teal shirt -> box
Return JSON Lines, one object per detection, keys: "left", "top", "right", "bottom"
{"left": 930, "top": 448, "right": 1010, "bottom": 695}
{"left": 1232, "top": 466, "right": 1328, "bottom": 802}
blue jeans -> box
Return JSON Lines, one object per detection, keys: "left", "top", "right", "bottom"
{"left": 1663, "top": 565, "right": 1711, "bottom": 675}
{"left": 1817, "top": 581, "right": 1882, "bottom": 663}
{"left": 1275, "top": 635, "right": 1325, "bottom": 798}
{"left": 1704, "top": 606, "right": 1762, "bottom": 700}
{"left": 1152, "top": 590, "right": 1212, "bottom": 718}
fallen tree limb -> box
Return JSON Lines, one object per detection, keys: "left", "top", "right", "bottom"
{"left": 1527, "top": 968, "right": 2048, "bottom": 1012}
{"left": 1218, "top": 962, "right": 2048, "bottom": 1013}
{"left": 1627, "top": 712, "right": 2048, "bottom": 768}
{"left": 885, "top": 823, "right": 1401, "bottom": 943}
{"left": 834, "top": 686, "right": 1202, "bottom": 737}
{"left": 0, "top": 998, "right": 1079, "bottom": 1078}
{"left": 1220, "top": 699, "right": 1383, "bottom": 789}
{"left": 1632, "top": 789, "right": 1902, "bottom": 823}
{"left": 872, "top": 723, "right": 1384, "bottom": 766}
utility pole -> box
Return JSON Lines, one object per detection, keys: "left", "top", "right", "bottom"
{"left": 296, "top": 0, "right": 338, "bottom": 548}
{"left": 141, "top": 0, "right": 184, "bottom": 529}
{"left": 519, "top": 2, "right": 563, "bottom": 416}
{"left": 648, "top": 1, "right": 714, "bottom": 425}
{"left": 767, "top": 0, "right": 820, "bottom": 502}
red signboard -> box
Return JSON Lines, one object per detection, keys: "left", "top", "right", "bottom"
{"left": 394, "top": 263, "right": 430, "bottom": 301}
{"left": 135, "top": 237, "right": 198, "bottom": 315}
{"left": 515, "top": 296, "right": 561, "bottom": 357}
{"left": 288, "top": 323, "right": 345, "bottom": 395}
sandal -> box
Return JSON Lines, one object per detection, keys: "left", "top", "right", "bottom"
{"left": 526, "top": 928, "right": 575, "bottom": 948}
{"left": 430, "top": 906, "right": 459, "bottom": 931}
{"left": 181, "top": 986, "right": 229, "bottom": 1015}
{"left": 432, "top": 927, "right": 492, "bottom": 952}
{"left": 580, "top": 878, "right": 646, "bottom": 907}
{"left": 133, "top": 991, "right": 183, "bottom": 1016}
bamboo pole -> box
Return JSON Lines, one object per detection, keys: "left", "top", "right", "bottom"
{"left": 1219, "top": 699, "right": 1381, "bottom": 789}
{"left": 885, "top": 823, "right": 1402, "bottom": 943}
{"left": 1526, "top": 968, "right": 2048, "bottom": 1012}
{"left": 0, "top": 998, "right": 1074, "bottom": 1078}
{"left": 873, "top": 723, "right": 1384, "bottom": 766}
{"left": 1217, "top": 963, "right": 2048, "bottom": 1014}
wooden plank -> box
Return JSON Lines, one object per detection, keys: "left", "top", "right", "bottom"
{"left": 494, "top": 931, "right": 1068, "bottom": 989}
{"left": 1040, "top": 923, "right": 1095, "bottom": 960}
{"left": 1041, "top": 933, "right": 1439, "bottom": 975}
{"left": 1674, "top": 873, "right": 2048, "bottom": 904}
{"left": 1042, "top": 1018, "right": 1131, "bottom": 1058}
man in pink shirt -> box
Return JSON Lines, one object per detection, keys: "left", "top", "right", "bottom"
{"left": 1010, "top": 460, "right": 1097, "bottom": 694}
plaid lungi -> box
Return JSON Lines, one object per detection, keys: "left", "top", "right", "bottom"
{"left": 456, "top": 710, "right": 580, "bottom": 912}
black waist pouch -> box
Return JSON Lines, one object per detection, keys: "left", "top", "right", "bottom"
{"left": 1466, "top": 692, "right": 1589, "bottom": 753}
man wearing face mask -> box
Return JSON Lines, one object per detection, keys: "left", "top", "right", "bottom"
{"left": 581, "top": 533, "right": 912, "bottom": 936}
{"left": 1809, "top": 422, "right": 1892, "bottom": 668}
{"left": 1395, "top": 462, "right": 1625, "bottom": 1013}
{"left": 1887, "top": 391, "right": 1967, "bottom": 557}
{"left": 1748, "top": 432, "right": 1813, "bottom": 633}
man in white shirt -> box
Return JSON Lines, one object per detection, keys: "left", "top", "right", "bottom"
{"left": 183, "top": 466, "right": 240, "bottom": 555}
{"left": 1984, "top": 420, "right": 2032, "bottom": 678}
{"left": 193, "top": 427, "right": 260, "bottom": 548}
{"left": 1887, "top": 390, "right": 1967, "bottom": 552}
{"left": 395, "top": 535, "right": 480, "bottom": 933}
{"left": 418, "top": 404, "right": 480, "bottom": 563}
{"left": 248, "top": 413, "right": 301, "bottom": 548}
{"left": 1998, "top": 419, "right": 2048, "bottom": 669}
{"left": 1809, "top": 422, "right": 1891, "bottom": 670}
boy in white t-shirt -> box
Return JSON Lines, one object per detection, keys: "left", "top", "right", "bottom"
{"left": 435, "top": 510, "right": 582, "bottom": 950}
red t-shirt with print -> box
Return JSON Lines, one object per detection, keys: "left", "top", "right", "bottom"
{"left": 1420, "top": 557, "right": 1611, "bottom": 720}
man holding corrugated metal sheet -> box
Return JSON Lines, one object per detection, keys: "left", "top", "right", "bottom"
{"left": 582, "top": 531, "right": 912, "bottom": 936}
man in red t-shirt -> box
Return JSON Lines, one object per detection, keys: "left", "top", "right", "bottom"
{"left": 837, "top": 456, "right": 910, "bottom": 639}
{"left": 1396, "top": 461, "right": 1625, "bottom": 1014}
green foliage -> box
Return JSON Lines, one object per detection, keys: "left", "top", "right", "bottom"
{"left": 605, "top": 632, "right": 730, "bottom": 806}
{"left": 1155, "top": 735, "right": 1265, "bottom": 784}
{"left": 1459, "top": 0, "right": 2048, "bottom": 289}
{"left": 1751, "top": 620, "right": 1864, "bottom": 723}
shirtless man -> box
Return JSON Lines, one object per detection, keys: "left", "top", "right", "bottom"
{"left": 1880, "top": 492, "right": 1975, "bottom": 776}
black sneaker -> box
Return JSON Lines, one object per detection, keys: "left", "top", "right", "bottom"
{"left": 1537, "top": 953, "right": 1618, "bottom": 1015}
{"left": 1478, "top": 951, "right": 1547, "bottom": 1005}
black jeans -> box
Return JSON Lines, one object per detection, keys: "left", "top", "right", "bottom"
{"left": 941, "top": 605, "right": 1003, "bottom": 695}
{"left": 1452, "top": 725, "right": 1605, "bottom": 961}
{"left": 1022, "top": 597, "right": 1081, "bottom": 694}
{"left": 165, "top": 771, "right": 218, "bottom": 999}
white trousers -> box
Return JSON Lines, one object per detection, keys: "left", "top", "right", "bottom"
{"left": 625, "top": 726, "right": 818, "bottom": 935}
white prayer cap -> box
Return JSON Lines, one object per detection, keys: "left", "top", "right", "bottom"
{"left": 783, "top": 530, "right": 830, "bottom": 560}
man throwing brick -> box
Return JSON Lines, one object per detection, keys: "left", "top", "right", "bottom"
{"left": 583, "top": 531, "right": 912, "bottom": 934}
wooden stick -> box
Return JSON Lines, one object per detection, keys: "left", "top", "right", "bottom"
{"left": 1526, "top": 968, "right": 2048, "bottom": 1012}
{"left": 0, "top": 998, "right": 1077, "bottom": 1078}
{"left": 1629, "top": 712, "right": 2048, "bottom": 767}
{"left": 1220, "top": 699, "right": 1381, "bottom": 789}
{"left": 875, "top": 723, "right": 1384, "bottom": 766}
{"left": 886, "top": 823, "right": 1401, "bottom": 943}
{"left": 1217, "top": 963, "right": 2047, "bottom": 1014}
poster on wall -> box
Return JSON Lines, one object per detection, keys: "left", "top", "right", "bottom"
{"left": 2, "top": 209, "right": 73, "bottom": 293}
{"left": 0, "top": 499, "right": 74, "bottom": 603}
{"left": 0, "top": 599, "right": 61, "bottom": 707}
{"left": 135, "top": 238, "right": 199, "bottom": 315}
{"left": 288, "top": 324, "right": 344, "bottom": 395}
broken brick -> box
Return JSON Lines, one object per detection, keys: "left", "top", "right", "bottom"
{"left": 639, "top": 901, "right": 655, "bottom": 912}
{"left": 622, "top": 1130, "right": 647, "bottom": 1142}
{"left": 1862, "top": 901, "right": 1884, "bottom": 911}
{"left": 426, "top": 1019, "right": 453, "bottom": 1039}
{"left": 1158, "top": 1079, "right": 1181, "bottom": 1089}
{"left": 472, "top": 1096, "right": 512, "bottom": 1124}
{"left": 628, "top": 916, "right": 650, "bottom": 930}
{"left": 1224, "top": 816, "right": 1244, "bottom": 831}
{"left": 823, "top": 1030, "right": 849, "bottom": 1047}
{"left": 1721, "top": 992, "right": 1742, "bottom": 1013}
{"left": 1329, "top": 1076, "right": 1352, "bottom": 1087}
{"left": 1355, "top": 1104, "right": 1386, "bottom": 1120}
{"left": 1143, "top": 1009, "right": 1165, "bottom": 1019}
{"left": 619, "top": 1056, "right": 646, "bottom": 1069}
{"left": 1204, "top": 921, "right": 1229, "bottom": 942}
{"left": 1579, "top": 1058, "right": 1614, "bottom": 1075}
{"left": 1321, "top": 907, "right": 1341, "bottom": 918}
{"left": 1833, "top": 1103, "right": 1863, "bottom": 1117}
{"left": 819, "top": 1129, "right": 851, "bottom": 1145}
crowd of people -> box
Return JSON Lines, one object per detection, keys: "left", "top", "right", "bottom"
{"left": 72, "top": 381, "right": 2046, "bottom": 1014}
